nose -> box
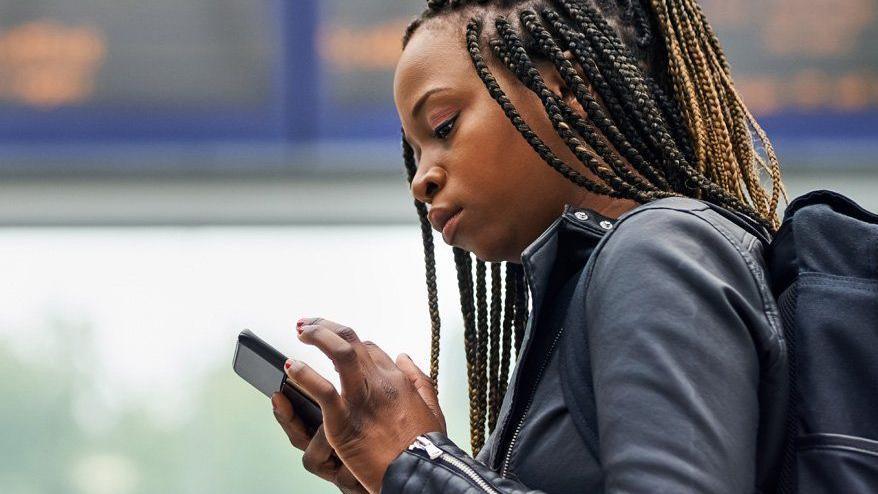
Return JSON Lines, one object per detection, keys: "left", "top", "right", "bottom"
{"left": 410, "top": 161, "right": 446, "bottom": 205}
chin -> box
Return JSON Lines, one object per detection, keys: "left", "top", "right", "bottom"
{"left": 466, "top": 235, "right": 516, "bottom": 264}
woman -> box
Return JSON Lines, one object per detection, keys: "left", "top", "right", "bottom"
{"left": 271, "top": 0, "right": 789, "bottom": 492}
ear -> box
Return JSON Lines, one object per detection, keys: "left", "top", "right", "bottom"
{"left": 536, "top": 50, "right": 588, "bottom": 118}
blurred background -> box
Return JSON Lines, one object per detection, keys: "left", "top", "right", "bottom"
{"left": 0, "top": 0, "right": 876, "bottom": 492}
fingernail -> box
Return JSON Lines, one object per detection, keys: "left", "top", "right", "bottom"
{"left": 284, "top": 359, "right": 293, "bottom": 370}
{"left": 402, "top": 353, "right": 413, "bottom": 361}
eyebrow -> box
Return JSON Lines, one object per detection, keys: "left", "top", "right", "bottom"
{"left": 411, "top": 86, "right": 452, "bottom": 121}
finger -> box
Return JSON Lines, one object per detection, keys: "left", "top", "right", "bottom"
{"left": 272, "top": 392, "right": 312, "bottom": 450}
{"left": 297, "top": 324, "right": 369, "bottom": 398}
{"left": 396, "top": 353, "right": 444, "bottom": 423}
{"left": 362, "top": 340, "right": 395, "bottom": 370}
{"left": 302, "top": 425, "right": 339, "bottom": 482}
{"left": 285, "top": 359, "right": 344, "bottom": 412}
{"left": 298, "top": 317, "right": 362, "bottom": 345}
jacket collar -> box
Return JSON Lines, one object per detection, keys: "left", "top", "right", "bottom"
{"left": 519, "top": 204, "right": 617, "bottom": 328}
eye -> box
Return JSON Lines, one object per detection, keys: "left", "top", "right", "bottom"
{"left": 432, "top": 114, "right": 459, "bottom": 140}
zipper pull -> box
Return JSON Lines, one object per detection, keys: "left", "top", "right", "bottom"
{"left": 408, "top": 435, "right": 443, "bottom": 460}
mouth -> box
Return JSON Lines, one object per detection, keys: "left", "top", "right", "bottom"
{"left": 428, "top": 206, "right": 464, "bottom": 245}
{"left": 441, "top": 208, "right": 463, "bottom": 245}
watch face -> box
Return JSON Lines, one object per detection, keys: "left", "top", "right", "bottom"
{"left": 233, "top": 342, "right": 284, "bottom": 398}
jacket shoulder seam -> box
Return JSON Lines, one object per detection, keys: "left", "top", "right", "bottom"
{"left": 583, "top": 205, "right": 783, "bottom": 342}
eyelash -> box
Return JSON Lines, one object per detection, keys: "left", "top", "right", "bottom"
{"left": 432, "top": 114, "right": 459, "bottom": 140}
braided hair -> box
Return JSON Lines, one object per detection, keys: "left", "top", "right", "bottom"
{"left": 399, "top": 0, "right": 787, "bottom": 455}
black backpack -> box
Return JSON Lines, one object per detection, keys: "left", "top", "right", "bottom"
{"left": 767, "top": 190, "right": 878, "bottom": 493}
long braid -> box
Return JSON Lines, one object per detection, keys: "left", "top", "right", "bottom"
{"left": 401, "top": 0, "right": 786, "bottom": 453}
{"left": 488, "top": 262, "right": 503, "bottom": 430}
{"left": 560, "top": 2, "right": 707, "bottom": 195}
{"left": 453, "top": 247, "right": 483, "bottom": 454}
{"left": 498, "top": 262, "right": 516, "bottom": 403}
{"left": 403, "top": 136, "right": 442, "bottom": 385}
{"left": 474, "top": 259, "right": 489, "bottom": 449}
{"left": 668, "top": 0, "right": 738, "bottom": 194}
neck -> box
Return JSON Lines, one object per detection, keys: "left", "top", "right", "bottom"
{"left": 570, "top": 189, "right": 639, "bottom": 220}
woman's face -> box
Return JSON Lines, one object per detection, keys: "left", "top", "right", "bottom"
{"left": 394, "top": 18, "right": 623, "bottom": 263}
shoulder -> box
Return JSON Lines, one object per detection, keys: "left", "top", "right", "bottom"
{"left": 590, "top": 196, "right": 767, "bottom": 276}
{"left": 584, "top": 196, "right": 779, "bottom": 332}
{"left": 606, "top": 196, "right": 761, "bottom": 253}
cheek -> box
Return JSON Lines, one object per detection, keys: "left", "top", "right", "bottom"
{"left": 449, "top": 88, "right": 576, "bottom": 259}
{"left": 459, "top": 105, "right": 539, "bottom": 197}
{"left": 450, "top": 116, "right": 557, "bottom": 260}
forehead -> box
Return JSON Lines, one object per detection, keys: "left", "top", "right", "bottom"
{"left": 393, "top": 19, "right": 472, "bottom": 105}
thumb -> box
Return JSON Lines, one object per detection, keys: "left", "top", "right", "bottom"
{"left": 396, "top": 353, "right": 444, "bottom": 423}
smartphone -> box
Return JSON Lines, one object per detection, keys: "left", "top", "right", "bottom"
{"left": 233, "top": 329, "right": 323, "bottom": 434}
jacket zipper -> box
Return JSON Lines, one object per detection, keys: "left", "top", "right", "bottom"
{"left": 500, "top": 327, "right": 565, "bottom": 478}
{"left": 409, "top": 435, "right": 501, "bottom": 494}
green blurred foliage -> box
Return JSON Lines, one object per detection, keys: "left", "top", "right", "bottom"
{"left": 0, "top": 321, "right": 330, "bottom": 493}
{"left": 0, "top": 320, "right": 471, "bottom": 494}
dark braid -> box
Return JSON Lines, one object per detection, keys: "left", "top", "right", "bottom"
{"left": 543, "top": 9, "right": 662, "bottom": 171}
{"left": 453, "top": 247, "right": 482, "bottom": 453}
{"left": 498, "top": 262, "right": 517, "bottom": 401}
{"left": 402, "top": 136, "right": 442, "bottom": 385}
{"left": 474, "top": 260, "right": 489, "bottom": 448}
{"left": 629, "top": 0, "right": 654, "bottom": 48}
{"left": 401, "top": 0, "right": 785, "bottom": 454}
{"left": 488, "top": 262, "right": 503, "bottom": 430}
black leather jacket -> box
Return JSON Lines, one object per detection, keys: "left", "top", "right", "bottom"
{"left": 382, "top": 197, "right": 788, "bottom": 493}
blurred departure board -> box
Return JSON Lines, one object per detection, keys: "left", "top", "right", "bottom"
{"left": 0, "top": 0, "right": 276, "bottom": 108}
{"left": 702, "top": 0, "right": 878, "bottom": 117}
{"left": 316, "top": 0, "right": 878, "bottom": 140}
{"left": 0, "top": 0, "right": 285, "bottom": 141}
{"left": 0, "top": 0, "right": 875, "bottom": 170}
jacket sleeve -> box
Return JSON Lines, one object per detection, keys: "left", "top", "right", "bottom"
{"left": 381, "top": 431, "right": 544, "bottom": 493}
{"left": 582, "top": 206, "right": 770, "bottom": 493}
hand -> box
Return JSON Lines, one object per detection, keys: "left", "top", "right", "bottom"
{"left": 285, "top": 317, "right": 447, "bottom": 494}
{"left": 272, "top": 392, "right": 368, "bottom": 493}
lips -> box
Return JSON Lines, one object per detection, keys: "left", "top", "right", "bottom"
{"left": 428, "top": 206, "right": 463, "bottom": 240}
